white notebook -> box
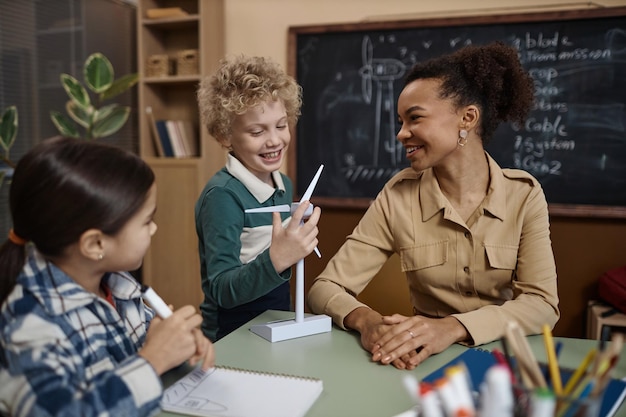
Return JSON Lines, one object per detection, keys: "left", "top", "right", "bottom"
{"left": 161, "top": 366, "right": 323, "bottom": 417}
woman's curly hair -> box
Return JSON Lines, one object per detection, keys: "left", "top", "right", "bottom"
{"left": 405, "top": 41, "right": 535, "bottom": 145}
{"left": 197, "top": 55, "right": 302, "bottom": 142}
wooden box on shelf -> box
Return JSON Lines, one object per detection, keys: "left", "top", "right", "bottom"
{"left": 176, "top": 49, "right": 199, "bottom": 75}
{"left": 145, "top": 7, "right": 188, "bottom": 19}
{"left": 146, "top": 54, "right": 171, "bottom": 77}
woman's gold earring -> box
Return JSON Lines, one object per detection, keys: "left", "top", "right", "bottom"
{"left": 98, "top": 253, "right": 104, "bottom": 260}
{"left": 458, "top": 129, "right": 468, "bottom": 147}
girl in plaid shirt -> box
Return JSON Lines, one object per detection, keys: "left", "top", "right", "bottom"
{"left": 0, "top": 137, "right": 215, "bottom": 417}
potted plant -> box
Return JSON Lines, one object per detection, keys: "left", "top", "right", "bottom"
{"left": 50, "top": 52, "right": 138, "bottom": 140}
{"left": 0, "top": 53, "right": 137, "bottom": 184}
{"left": 0, "top": 105, "right": 18, "bottom": 187}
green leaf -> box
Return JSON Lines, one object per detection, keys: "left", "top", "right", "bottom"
{"left": 66, "top": 101, "right": 94, "bottom": 128}
{"left": 60, "top": 74, "right": 91, "bottom": 108}
{"left": 99, "top": 73, "right": 139, "bottom": 101}
{"left": 0, "top": 106, "right": 18, "bottom": 152}
{"left": 93, "top": 103, "right": 118, "bottom": 122}
{"left": 92, "top": 106, "right": 130, "bottom": 138}
{"left": 84, "top": 53, "right": 114, "bottom": 94}
{"left": 50, "top": 53, "right": 134, "bottom": 140}
{"left": 50, "top": 111, "right": 81, "bottom": 138}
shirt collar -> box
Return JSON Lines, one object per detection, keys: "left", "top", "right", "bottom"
{"left": 22, "top": 247, "right": 142, "bottom": 317}
{"left": 482, "top": 153, "right": 507, "bottom": 221}
{"left": 419, "top": 168, "right": 448, "bottom": 222}
{"left": 419, "top": 152, "right": 506, "bottom": 222}
{"left": 225, "top": 153, "right": 286, "bottom": 203}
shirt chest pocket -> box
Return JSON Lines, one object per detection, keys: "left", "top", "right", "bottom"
{"left": 399, "top": 240, "right": 448, "bottom": 272}
{"left": 484, "top": 243, "right": 518, "bottom": 270}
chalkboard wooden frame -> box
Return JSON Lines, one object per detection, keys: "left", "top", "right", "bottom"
{"left": 287, "top": 7, "right": 626, "bottom": 218}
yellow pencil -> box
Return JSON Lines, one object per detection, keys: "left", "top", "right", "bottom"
{"left": 542, "top": 324, "right": 563, "bottom": 395}
{"left": 563, "top": 348, "right": 596, "bottom": 396}
{"left": 557, "top": 375, "right": 594, "bottom": 417}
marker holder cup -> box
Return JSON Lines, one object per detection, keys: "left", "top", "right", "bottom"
{"left": 512, "top": 385, "right": 603, "bottom": 417}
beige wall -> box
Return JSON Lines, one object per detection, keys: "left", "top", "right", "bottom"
{"left": 222, "top": 0, "right": 626, "bottom": 339}
{"left": 224, "top": 0, "right": 626, "bottom": 67}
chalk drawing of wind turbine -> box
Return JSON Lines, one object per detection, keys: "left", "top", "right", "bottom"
{"left": 358, "top": 35, "right": 406, "bottom": 167}
{"left": 245, "top": 164, "right": 332, "bottom": 342}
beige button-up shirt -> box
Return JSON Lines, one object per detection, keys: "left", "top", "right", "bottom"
{"left": 308, "top": 154, "right": 559, "bottom": 345}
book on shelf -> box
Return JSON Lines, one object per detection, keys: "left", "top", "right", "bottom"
{"left": 145, "top": 107, "right": 198, "bottom": 158}
{"left": 161, "top": 365, "right": 323, "bottom": 417}
{"left": 165, "top": 120, "right": 199, "bottom": 157}
{"left": 145, "top": 106, "right": 165, "bottom": 157}
{"left": 178, "top": 120, "right": 199, "bottom": 157}
{"left": 165, "top": 120, "right": 186, "bottom": 157}
{"left": 154, "top": 120, "right": 175, "bottom": 158}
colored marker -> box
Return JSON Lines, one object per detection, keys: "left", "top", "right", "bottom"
{"left": 141, "top": 285, "right": 172, "bottom": 318}
{"left": 529, "top": 387, "right": 556, "bottom": 417}
{"left": 445, "top": 365, "right": 476, "bottom": 413}
{"left": 402, "top": 374, "right": 420, "bottom": 403}
{"left": 481, "top": 364, "right": 514, "bottom": 417}
{"left": 435, "top": 376, "right": 475, "bottom": 417}
{"left": 420, "top": 382, "right": 445, "bottom": 417}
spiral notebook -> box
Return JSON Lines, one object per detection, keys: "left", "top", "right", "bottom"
{"left": 161, "top": 366, "right": 323, "bottom": 417}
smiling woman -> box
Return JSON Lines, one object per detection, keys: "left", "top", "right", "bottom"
{"left": 308, "top": 42, "right": 559, "bottom": 371}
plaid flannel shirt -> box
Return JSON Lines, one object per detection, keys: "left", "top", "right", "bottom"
{"left": 0, "top": 247, "right": 162, "bottom": 417}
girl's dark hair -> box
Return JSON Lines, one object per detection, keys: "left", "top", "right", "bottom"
{"left": 404, "top": 41, "right": 535, "bottom": 144}
{"left": 0, "top": 137, "right": 155, "bottom": 304}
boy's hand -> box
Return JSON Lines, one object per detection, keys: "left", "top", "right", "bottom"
{"left": 269, "top": 200, "right": 321, "bottom": 273}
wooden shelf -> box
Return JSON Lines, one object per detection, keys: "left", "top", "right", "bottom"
{"left": 143, "top": 75, "right": 200, "bottom": 84}
{"left": 142, "top": 14, "right": 199, "bottom": 29}
{"left": 142, "top": 156, "right": 203, "bottom": 166}
{"left": 137, "top": 0, "right": 226, "bottom": 309}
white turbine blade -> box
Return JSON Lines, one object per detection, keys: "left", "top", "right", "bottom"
{"left": 245, "top": 204, "right": 291, "bottom": 213}
{"left": 300, "top": 164, "right": 324, "bottom": 202}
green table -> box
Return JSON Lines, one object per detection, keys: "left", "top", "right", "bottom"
{"left": 161, "top": 310, "right": 626, "bottom": 417}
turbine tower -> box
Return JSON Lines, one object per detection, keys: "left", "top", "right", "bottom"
{"left": 245, "top": 165, "right": 332, "bottom": 342}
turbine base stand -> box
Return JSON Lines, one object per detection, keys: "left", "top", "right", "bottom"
{"left": 249, "top": 314, "right": 332, "bottom": 342}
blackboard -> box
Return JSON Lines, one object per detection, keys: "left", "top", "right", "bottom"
{"left": 287, "top": 7, "right": 626, "bottom": 218}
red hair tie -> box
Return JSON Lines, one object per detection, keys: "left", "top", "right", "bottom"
{"left": 8, "top": 229, "right": 27, "bottom": 246}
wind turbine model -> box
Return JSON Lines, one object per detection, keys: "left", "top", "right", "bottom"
{"left": 245, "top": 164, "right": 332, "bottom": 342}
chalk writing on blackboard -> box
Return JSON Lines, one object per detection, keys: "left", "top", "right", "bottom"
{"left": 289, "top": 8, "right": 626, "bottom": 217}
{"left": 359, "top": 35, "right": 406, "bottom": 167}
